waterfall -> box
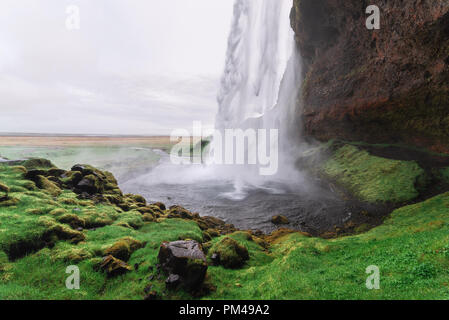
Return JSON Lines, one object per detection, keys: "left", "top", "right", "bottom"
{"left": 213, "top": 0, "right": 303, "bottom": 199}
{"left": 126, "top": 0, "right": 304, "bottom": 204}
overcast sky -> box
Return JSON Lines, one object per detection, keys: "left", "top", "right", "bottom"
{"left": 0, "top": 0, "right": 234, "bottom": 135}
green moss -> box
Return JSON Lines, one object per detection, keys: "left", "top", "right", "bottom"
{"left": 0, "top": 181, "right": 10, "bottom": 194}
{"left": 322, "top": 145, "right": 425, "bottom": 203}
{"left": 104, "top": 237, "right": 144, "bottom": 261}
{"left": 208, "top": 237, "right": 249, "bottom": 269}
{"left": 35, "top": 175, "right": 62, "bottom": 197}
{"left": 21, "top": 158, "right": 55, "bottom": 170}
{"left": 3, "top": 157, "right": 449, "bottom": 300}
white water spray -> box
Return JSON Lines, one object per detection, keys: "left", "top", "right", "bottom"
{"left": 124, "top": 0, "right": 304, "bottom": 202}
{"left": 214, "top": 0, "right": 303, "bottom": 198}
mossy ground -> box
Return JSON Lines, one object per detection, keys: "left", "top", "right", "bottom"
{"left": 322, "top": 144, "right": 425, "bottom": 203}
{"left": 1, "top": 149, "right": 449, "bottom": 300}
{"left": 206, "top": 192, "right": 449, "bottom": 299}
{"left": 0, "top": 164, "right": 203, "bottom": 299}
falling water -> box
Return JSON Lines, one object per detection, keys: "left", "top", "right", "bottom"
{"left": 122, "top": 0, "right": 357, "bottom": 233}
{"left": 214, "top": 0, "right": 303, "bottom": 198}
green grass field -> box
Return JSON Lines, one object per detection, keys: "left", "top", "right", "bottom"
{"left": 1, "top": 153, "right": 449, "bottom": 299}
{"left": 1, "top": 141, "right": 449, "bottom": 300}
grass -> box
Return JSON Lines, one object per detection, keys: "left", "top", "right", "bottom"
{"left": 322, "top": 145, "right": 425, "bottom": 203}
{"left": 1, "top": 153, "right": 449, "bottom": 300}
{"left": 0, "top": 163, "right": 202, "bottom": 299}
{"left": 206, "top": 192, "right": 449, "bottom": 299}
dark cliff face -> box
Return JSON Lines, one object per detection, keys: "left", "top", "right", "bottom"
{"left": 291, "top": 0, "right": 449, "bottom": 154}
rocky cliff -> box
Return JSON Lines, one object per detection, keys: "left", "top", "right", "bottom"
{"left": 291, "top": 0, "right": 449, "bottom": 154}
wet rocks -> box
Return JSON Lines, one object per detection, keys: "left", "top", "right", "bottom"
{"left": 208, "top": 237, "right": 249, "bottom": 269}
{"left": 165, "top": 274, "right": 181, "bottom": 290}
{"left": 158, "top": 240, "right": 207, "bottom": 292}
{"left": 271, "top": 215, "right": 290, "bottom": 225}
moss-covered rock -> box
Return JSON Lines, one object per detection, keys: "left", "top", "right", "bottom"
{"left": 100, "top": 255, "right": 132, "bottom": 277}
{"left": 56, "top": 214, "right": 86, "bottom": 229}
{"left": 0, "top": 196, "right": 19, "bottom": 207}
{"left": 35, "top": 175, "right": 62, "bottom": 197}
{"left": 125, "top": 194, "right": 146, "bottom": 206}
{"left": 167, "top": 206, "right": 194, "bottom": 219}
{"left": 21, "top": 158, "right": 55, "bottom": 170}
{"left": 208, "top": 237, "right": 249, "bottom": 269}
{"left": 0, "top": 181, "right": 10, "bottom": 194}
{"left": 104, "top": 237, "right": 144, "bottom": 261}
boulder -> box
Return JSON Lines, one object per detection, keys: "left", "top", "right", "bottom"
{"left": 208, "top": 237, "right": 249, "bottom": 269}
{"left": 76, "top": 174, "right": 102, "bottom": 194}
{"left": 21, "top": 158, "right": 54, "bottom": 170}
{"left": 158, "top": 240, "right": 207, "bottom": 292}
{"left": 69, "top": 164, "right": 120, "bottom": 197}
{"left": 152, "top": 202, "right": 166, "bottom": 211}
{"left": 167, "top": 205, "right": 194, "bottom": 219}
{"left": 271, "top": 215, "right": 290, "bottom": 225}
{"left": 165, "top": 274, "right": 181, "bottom": 290}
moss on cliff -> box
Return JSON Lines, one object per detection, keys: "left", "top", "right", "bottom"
{"left": 322, "top": 145, "right": 425, "bottom": 203}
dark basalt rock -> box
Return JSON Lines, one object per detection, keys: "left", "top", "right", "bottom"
{"left": 25, "top": 169, "right": 47, "bottom": 180}
{"left": 76, "top": 174, "right": 101, "bottom": 194}
{"left": 165, "top": 274, "right": 181, "bottom": 290}
{"left": 158, "top": 240, "right": 207, "bottom": 292}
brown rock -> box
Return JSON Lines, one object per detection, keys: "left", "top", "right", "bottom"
{"left": 291, "top": 0, "right": 449, "bottom": 154}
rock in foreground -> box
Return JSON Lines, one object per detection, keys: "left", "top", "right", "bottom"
{"left": 158, "top": 240, "right": 207, "bottom": 292}
{"left": 100, "top": 255, "right": 132, "bottom": 277}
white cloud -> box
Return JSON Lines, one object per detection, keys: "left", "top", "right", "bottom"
{"left": 0, "top": 0, "right": 234, "bottom": 134}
